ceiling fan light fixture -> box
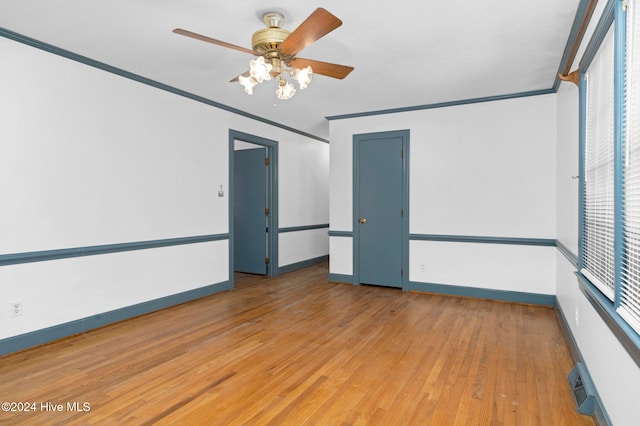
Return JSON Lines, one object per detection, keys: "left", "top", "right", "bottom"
{"left": 293, "top": 66, "right": 313, "bottom": 90}
{"left": 249, "top": 56, "right": 272, "bottom": 83}
{"left": 241, "top": 61, "right": 313, "bottom": 99}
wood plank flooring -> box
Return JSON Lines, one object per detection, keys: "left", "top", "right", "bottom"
{"left": 0, "top": 263, "right": 593, "bottom": 425}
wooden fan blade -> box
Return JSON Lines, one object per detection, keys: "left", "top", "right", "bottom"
{"left": 279, "top": 8, "right": 342, "bottom": 56}
{"left": 230, "top": 71, "right": 250, "bottom": 83}
{"left": 291, "top": 57, "right": 354, "bottom": 80}
{"left": 173, "top": 28, "right": 258, "bottom": 55}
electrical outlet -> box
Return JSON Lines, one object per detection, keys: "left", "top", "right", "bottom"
{"left": 10, "top": 300, "right": 23, "bottom": 317}
{"left": 420, "top": 263, "right": 425, "bottom": 272}
{"left": 574, "top": 307, "right": 579, "bottom": 326}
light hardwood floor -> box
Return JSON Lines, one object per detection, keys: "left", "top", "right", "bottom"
{"left": 0, "top": 263, "right": 593, "bottom": 425}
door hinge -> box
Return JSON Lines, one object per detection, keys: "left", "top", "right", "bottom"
{"left": 265, "top": 257, "right": 270, "bottom": 265}
{"left": 265, "top": 207, "right": 270, "bottom": 215}
{"left": 265, "top": 157, "right": 270, "bottom": 166}
{"left": 401, "top": 149, "right": 404, "bottom": 158}
{"left": 401, "top": 209, "right": 404, "bottom": 218}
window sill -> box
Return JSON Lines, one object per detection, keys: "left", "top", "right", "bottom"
{"left": 575, "top": 271, "right": 640, "bottom": 368}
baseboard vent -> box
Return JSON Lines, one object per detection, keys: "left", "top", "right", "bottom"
{"left": 568, "top": 362, "right": 596, "bottom": 415}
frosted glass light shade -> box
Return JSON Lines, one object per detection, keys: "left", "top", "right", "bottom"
{"left": 294, "top": 66, "right": 313, "bottom": 89}
{"left": 249, "top": 57, "right": 272, "bottom": 83}
{"left": 239, "top": 75, "right": 257, "bottom": 94}
{"left": 275, "top": 80, "right": 296, "bottom": 100}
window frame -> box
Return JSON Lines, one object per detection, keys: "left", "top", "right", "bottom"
{"left": 577, "top": 0, "right": 640, "bottom": 367}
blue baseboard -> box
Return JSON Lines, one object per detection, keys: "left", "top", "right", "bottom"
{"left": 328, "top": 273, "right": 353, "bottom": 283}
{"left": 325, "top": 276, "right": 554, "bottom": 306}
{"left": 0, "top": 280, "right": 231, "bottom": 357}
{"left": 408, "top": 281, "right": 556, "bottom": 306}
{"left": 278, "top": 255, "right": 328, "bottom": 275}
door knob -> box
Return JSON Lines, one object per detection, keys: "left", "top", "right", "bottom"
{"left": 359, "top": 218, "right": 367, "bottom": 224}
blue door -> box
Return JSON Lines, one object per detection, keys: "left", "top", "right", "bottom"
{"left": 355, "top": 133, "right": 405, "bottom": 288}
{"left": 234, "top": 148, "right": 267, "bottom": 274}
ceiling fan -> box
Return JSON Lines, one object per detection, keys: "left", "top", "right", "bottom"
{"left": 173, "top": 8, "right": 354, "bottom": 100}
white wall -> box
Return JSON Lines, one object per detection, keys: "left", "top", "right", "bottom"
{"left": 556, "top": 82, "right": 580, "bottom": 251}
{"left": 0, "top": 242, "right": 227, "bottom": 338}
{"left": 555, "top": 69, "right": 640, "bottom": 426}
{"left": 0, "top": 36, "right": 328, "bottom": 340}
{"left": 329, "top": 237, "right": 352, "bottom": 276}
{"left": 279, "top": 229, "right": 329, "bottom": 267}
{"left": 279, "top": 137, "right": 330, "bottom": 229}
{"left": 278, "top": 134, "right": 330, "bottom": 267}
{"left": 410, "top": 241, "right": 556, "bottom": 294}
{"left": 329, "top": 95, "right": 557, "bottom": 294}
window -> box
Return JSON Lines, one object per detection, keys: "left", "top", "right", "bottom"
{"left": 621, "top": 0, "right": 640, "bottom": 334}
{"left": 579, "top": 0, "right": 640, "bottom": 341}
{"left": 582, "top": 25, "right": 616, "bottom": 301}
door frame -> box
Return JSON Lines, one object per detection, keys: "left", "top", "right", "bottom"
{"left": 229, "top": 129, "right": 279, "bottom": 286}
{"left": 352, "top": 129, "right": 410, "bottom": 290}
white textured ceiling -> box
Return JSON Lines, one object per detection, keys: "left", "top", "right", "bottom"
{"left": 0, "top": 0, "right": 580, "bottom": 139}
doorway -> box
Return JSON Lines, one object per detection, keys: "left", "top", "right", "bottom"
{"left": 353, "top": 130, "right": 409, "bottom": 289}
{"left": 229, "top": 130, "right": 278, "bottom": 282}
{"left": 234, "top": 144, "right": 267, "bottom": 274}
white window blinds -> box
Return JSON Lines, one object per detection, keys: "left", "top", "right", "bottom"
{"left": 583, "top": 25, "right": 616, "bottom": 301}
{"left": 621, "top": 0, "right": 640, "bottom": 334}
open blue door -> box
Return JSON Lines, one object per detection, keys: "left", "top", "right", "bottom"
{"left": 234, "top": 147, "right": 267, "bottom": 274}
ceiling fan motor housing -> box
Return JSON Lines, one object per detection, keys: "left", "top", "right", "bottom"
{"left": 252, "top": 12, "right": 290, "bottom": 54}
{"left": 252, "top": 27, "right": 290, "bottom": 52}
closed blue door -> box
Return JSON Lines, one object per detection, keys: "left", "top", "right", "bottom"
{"left": 356, "top": 134, "right": 404, "bottom": 288}
{"left": 234, "top": 148, "right": 267, "bottom": 274}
